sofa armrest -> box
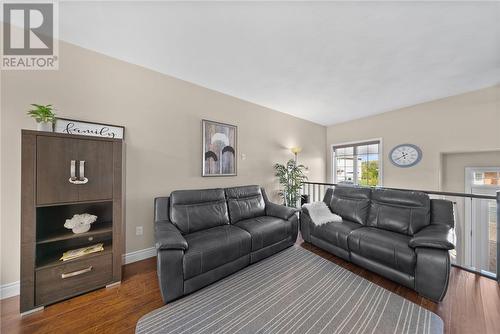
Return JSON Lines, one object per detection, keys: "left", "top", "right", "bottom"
{"left": 155, "top": 220, "right": 188, "bottom": 251}
{"left": 409, "top": 224, "right": 455, "bottom": 250}
{"left": 266, "top": 202, "right": 298, "bottom": 220}
{"left": 300, "top": 204, "right": 321, "bottom": 217}
{"left": 301, "top": 205, "right": 311, "bottom": 216}
{"left": 299, "top": 210, "right": 313, "bottom": 243}
{"left": 415, "top": 248, "right": 451, "bottom": 301}
{"left": 157, "top": 249, "right": 184, "bottom": 303}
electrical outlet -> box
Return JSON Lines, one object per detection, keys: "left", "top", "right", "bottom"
{"left": 136, "top": 226, "right": 143, "bottom": 236}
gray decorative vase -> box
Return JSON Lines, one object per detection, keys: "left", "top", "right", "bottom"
{"left": 37, "top": 122, "right": 53, "bottom": 132}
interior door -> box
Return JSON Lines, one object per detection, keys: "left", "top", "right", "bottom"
{"left": 471, "top": 188, "right": 498, "bottom": 276}
{"left": 37, "top": 136, "right": 79, "bottom": 205}
{"left": 76, "top": 139, "right": 113, "bottom": 201}
{"left": 465, "top": 167, "right": 499, "bottom": 276}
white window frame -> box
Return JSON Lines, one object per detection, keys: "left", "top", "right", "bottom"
{"left": 331, "top": 138, "right": 383, "bottom": 186}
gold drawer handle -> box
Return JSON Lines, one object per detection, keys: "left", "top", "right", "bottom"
{"left": 61, "top": 266, "right": 93, "bottom": 279}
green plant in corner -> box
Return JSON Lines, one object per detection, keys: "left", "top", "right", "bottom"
{"left": 274, "top": 159, "right": 308, "bottom": 208}
{"left": 27, "top": 104, "right": 56, "bottom": 123}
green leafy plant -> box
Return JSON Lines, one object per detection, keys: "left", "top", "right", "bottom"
{"left": 26, "top": 104, "right": 56, "bottom": 123}
{"left": 274, "top": 159, "right": 308, "bottom": 207}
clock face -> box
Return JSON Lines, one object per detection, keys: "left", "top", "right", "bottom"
{"left": 389, "top": 144, "right": 422, "bottom": 168}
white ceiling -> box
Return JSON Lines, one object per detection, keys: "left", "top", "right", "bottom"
{"left": 58, "top": 1, "right": 500, "bottom": 126}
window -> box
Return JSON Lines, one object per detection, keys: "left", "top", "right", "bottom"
{"left": 473, "top": 171, "right": 499, "bottom": 185}
{"left": 333, "top": 140, "right": 381, "bottom": 186}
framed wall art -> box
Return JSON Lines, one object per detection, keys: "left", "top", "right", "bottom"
{"left": 202, "top": 119, "right": 237, "bottom": 176}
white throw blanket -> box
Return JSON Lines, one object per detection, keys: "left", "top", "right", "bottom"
{"left": 302, "top": 201, "right": 342, "bottom": 226}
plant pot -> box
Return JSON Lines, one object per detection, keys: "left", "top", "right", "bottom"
{"left": 37, "top": 122, "right": 53, "bottom": 132}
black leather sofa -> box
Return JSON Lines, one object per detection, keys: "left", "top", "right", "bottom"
{"left": 154, "top": 185, "right": 298, "bottom": 303}
{"left": 300, "top": 185, "right": 455, "bottom": 302}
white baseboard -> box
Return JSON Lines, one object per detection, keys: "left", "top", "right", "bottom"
{"left": 0, "top": 247, "right": 157, "bottom": 300}
{"left": 0, "top": 280, "right": 20, "bottom": 300}
{"left": 123, "top": 246, "right": 156, "bottom": 264}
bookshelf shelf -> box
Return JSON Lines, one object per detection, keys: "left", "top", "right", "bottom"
{"left": 37, "top": 221, "right": 113, "bottom": 245}
{"left": 36, "top": 244, "right": 113, "bottom": 271}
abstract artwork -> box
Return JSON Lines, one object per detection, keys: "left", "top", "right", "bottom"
{"left": 202, "top": 120, "right": 237, "bottom": 176}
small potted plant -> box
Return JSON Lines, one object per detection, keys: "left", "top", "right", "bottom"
{"left": 27, "top": 104, "right": 56, "bottom": 132}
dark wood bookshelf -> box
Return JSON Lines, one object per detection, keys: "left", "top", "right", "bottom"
{"left": 20, "top": 130, "right": 124, "bottom": 313}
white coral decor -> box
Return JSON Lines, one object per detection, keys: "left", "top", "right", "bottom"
{"left": 64, "top": 213, "right": 98, "bottom": 234}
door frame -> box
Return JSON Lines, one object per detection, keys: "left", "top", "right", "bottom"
{"left": 464, "top": 167, "right": 500, "bottom": 272}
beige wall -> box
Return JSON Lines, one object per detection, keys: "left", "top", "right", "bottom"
{"left": 441, "top": 151, "right": 500, "bottom": 193}
{"left": 326, "top": 85, "right": 500, "bottom": 190}
{"left": 0, "top": 42, "right": 326, "bottom": 285}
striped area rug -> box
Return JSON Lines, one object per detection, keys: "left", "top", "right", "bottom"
{"left": 136, "top": 246, "right": 443, "bottom": 334}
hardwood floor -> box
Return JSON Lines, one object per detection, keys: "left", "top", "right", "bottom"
{"left": 1, "top": 241, "right": 499, "bottom": 334}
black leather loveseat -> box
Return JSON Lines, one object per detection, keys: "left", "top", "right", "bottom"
{"left": 154, "top": 185, "right": 298, "bottom": 303}
{"left": 300, "top": 185, "right": 455, "bottom": 301}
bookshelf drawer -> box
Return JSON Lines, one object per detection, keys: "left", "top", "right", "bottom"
{"left": 35, "top": 253, "right": 113, "bottom": 306}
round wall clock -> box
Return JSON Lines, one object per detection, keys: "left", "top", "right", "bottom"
{"left": 389, "top": 144, "right": 422, "bottom": 168}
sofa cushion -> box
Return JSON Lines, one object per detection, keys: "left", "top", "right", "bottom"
{"left": 312, "top": 219, "right": 364, "bottom": 251}
{"left": 367, "top": 188, "right": 430, "bottom": 235}
{"left": 183, "top": 225, "right": 251, "bottom": 279}
{"left": 225, "top": 185, "right": 266, "bottom": 223}
{"left": 348, "top": 227, "right": 416, "bottom": 275}
{"left": 330, "top": 185, "right": 372, "bottom": 225}
{"left": 170, "top": 188, "right": 229, "bottom": 234}
{"left": 235, "top": 216, "right": 291, "bottom": 251}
